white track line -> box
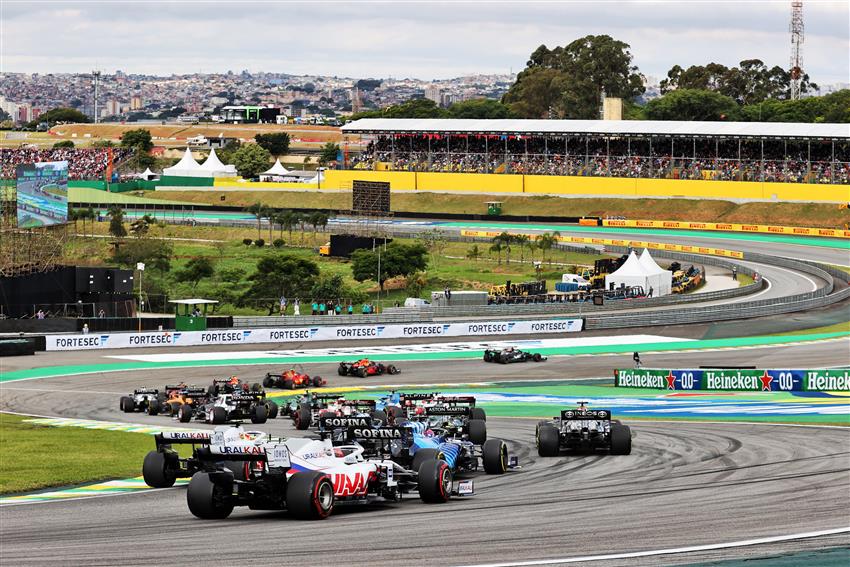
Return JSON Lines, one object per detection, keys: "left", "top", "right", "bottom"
{"left": 454, "top": 527, "right": 850, "bottom": 567}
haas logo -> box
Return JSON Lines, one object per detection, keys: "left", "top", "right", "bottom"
{"left": 332, "top": 472, "right": 369, "bottom": 496}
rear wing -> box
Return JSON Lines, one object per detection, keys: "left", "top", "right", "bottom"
{"left": 400, "top": 392, "right": 440, "bottom": 401}
{"left": 181, "top": 386, "right": 208, "bottom": 396}
{"left": 341, "top": 399, "right": 377, "bottom": 408}
{"left": 133, "top": 388, "right": 159, "bottom": 395}
{"left": 559, "top": 409, "right": 611, "bottom": 420}
{"left": 231, "top": 392, "right": 265, "bottom": 403}
{"left": 319, "top": 416, "right": 372, "bottom": 431}
{"left": 426, "top": 405, "right": 471, "bottom": 417}
{"left": 154, "top": 431, "right": 211, "bottom": 448}
{"left": 435, "top": 396, "right": 477, "bottom": 405}
{"left": 309, "top": 393, "right": 343, "bottom": 401}
{"left": 345, "top": 425, "right": 411, "bottom": 442}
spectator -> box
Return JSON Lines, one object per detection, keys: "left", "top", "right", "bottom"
{"left": 279, "top": 296, "right": 287, "bottom": 316}
{"left": 319, "top": 302, "right": 326, "bottom": 315}
{"left": 293, "top": 299, "right": 300, "bottom": 316}
{"left": 347, "top": 304, "right": 353, "bottom": 315}
{"left": 633, "top": 352, "right": 642, "bottom": 368}
{"left": 362, "top": 303, "right": 370, "bottom": 314}
{"left": 98, "top": 309, "right": 105, "bottom": 318}
{"left": 1, "top": 147, "right": 134, "bottom": 180}
{"left": 311, "top": 301, "right": 318, "bottom": 316}
{"left": 36, "top": 309, "right": 45, "bottom": 319}
{"left": 335, "top": 303, "right": 342, "bottom": 315}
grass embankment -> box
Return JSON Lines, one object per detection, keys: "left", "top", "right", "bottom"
{"left": 65, "top": 222, "right": 599, "bottom": 315}
{"left": 737, "top": 273, "right": 755, "bottom": 287}
{"left": 768, "top": 320, "right": 850, "bottom": 337}
{"left": 143, "top": 190, "right": 850, "bottom": 228}
{"left": 0, "top": 413, "right": 155, "bottom": 494}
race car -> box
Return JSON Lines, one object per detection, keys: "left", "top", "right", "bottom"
{"left": 337, "top": 359, "right": 401, "bottom": 378}
{"left": 142, "top": 430, "right": 213, "bottom": 488}
{"left": 163, "top": 384, "right": 209, "bottom": 417}
{"left": 184, "top": 421, "right": 471, "bottom": 520}
{"left": 376, "top": 391, "right": 441, "bottom": 423}
{"left": 263, "top": 369, "right": 326, "bottom": 390}
{"left": 208, "top": 376, "right": 263, "bottom": 396}
{"left": 535, "top": 401, "right": 631, "bottom": 456}
{"left": 119, "top": 388, "right": 166, "bottom": 415}
{"left": 483, "top": 347, "right": 547, "bottom": 364}
{"left": 281, "top": 392, "right": 346, "bottom": 430}
{"left": 177, "top": 391, "right": 276, "bottom": 424}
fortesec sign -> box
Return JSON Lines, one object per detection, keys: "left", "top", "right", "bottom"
{"left": 614, "top": 369, "right": 850, "bottom": 392}
{"left": 44, "top": 318, "right": 583, "bottom": 351}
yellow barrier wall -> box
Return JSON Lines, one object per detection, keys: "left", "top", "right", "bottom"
{"left": 415, "top": 172, "right": 523, "bottom": 193}
{"left": 323, "top": 170, "right": 417, "bottom": 190}
{"left": 212, "top": 179, "right": 319, "bottom": 189}
{"left": 602, "top": 219, "right": 850, "bottom": 239}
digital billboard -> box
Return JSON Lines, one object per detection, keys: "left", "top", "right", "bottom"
{"left": 15, "top": 161, "right": 69, "bottom": 228}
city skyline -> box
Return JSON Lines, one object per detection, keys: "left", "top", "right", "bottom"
{"left": 3, "top": 1, "right": 849, "bottom": 85}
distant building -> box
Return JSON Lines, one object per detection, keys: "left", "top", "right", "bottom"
{"left": 105, "top": 100, "right": 121, "bottom": 116}
{"left": 130, "top": 95, "right": 143, "bottom": 110}
{"left": 424, "top": 85, "right": 441, "bottom": 105}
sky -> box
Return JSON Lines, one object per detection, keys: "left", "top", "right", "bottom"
{"left": 2, "top": 0, "right": 849, "bottom": 85}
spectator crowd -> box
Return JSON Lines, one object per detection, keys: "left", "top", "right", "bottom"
{"left": 349, "top": 135, "right": 850, "bottom": 184}
{"left": 1, "top": 147, "right": 134, "bottom": 180}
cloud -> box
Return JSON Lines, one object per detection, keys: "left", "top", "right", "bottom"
{"left": 2, "top": 0, "right": 848, "bottom": 83}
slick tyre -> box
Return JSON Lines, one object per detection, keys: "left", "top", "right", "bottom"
{"left": 532, "top": 353, "right": 543, "bottom": 362}
{"left": 468, "top": 419, "right": 487, "bottom": 445}
{"left": 387, "top": 405, "right": 405, "bottom": 423}
{"left": 147, "top": 399, "right": 160, "bottom": 416}
{"left": 312, "top": 376, "right": 323, "bottom": 388}
{"left": 263, "top": 376, "right": 274, "bottom": 388}
{"left": 187, "top": 472, "right": 233, "bottom": 520}
{"left": 537, "top": 424, "right": 560, "bottom": 457}
{"left": 251, "top": 383, "right": 262, "bottom": 392}
{"left": 211, "top": 407, "right": 227, "bottom": 424}
{"left": 418, "top": 459, "right": 452, "bottom": 504}
{"left": 482, "top": 439, "right": 508, "bottom": 475}
{"left": 169, "top": 401, "right": 182, "bottom": 415}
{"left": 483, "top": 351, "right": 493, "bottom": 362}
{"left": 142, "top": 450, "right": 176, "bottom": 488}
{"left": 265, "top": 400, "right": 279, "bottom": 420}
{"left": 470, "top": 407, "right": 486, "bottom": 421}
{"left": 119, "top": 396, "right": 134, "bottom": 413}
{"left": 251, "top": 404, "right": 268, "bottom": 424}
{"left": 356, "top": 367, "right": 367, "bottom": 378}
{"left": 178, "top": 403, "right": 194, "bottom": 423}
{"left": 610, "top": 424, "right": 632, "bottom": 455}
{"left": 371, "top": 410, "right": 388, "bottom": 425}
{"left": 286, "top": 471, "right": 334, "bottom": 520}
{"left": 284, "top": 379, "right": 295, "bottom": 390}
{"left": 337, "top": 364, "right": 347, "bottom": 376}
{"left": 387, "top": 365, "right": 399, "bottom": 375}
{"left": 411, "top": 448, "right": 442, "bottom": 474}
{"left": 294, "top": 406, "right": 312, "bottom": 430}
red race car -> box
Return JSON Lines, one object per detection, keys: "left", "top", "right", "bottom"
{"left": 337, "top": 358, "right": 401, "bottom": 378}
{"left": 263, "top": 369, "right": 326, "bottom": 390}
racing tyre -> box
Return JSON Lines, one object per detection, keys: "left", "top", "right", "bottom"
{"left": 187, "top": 472, "right": 233, "bottom": 520}
{"left": 312, "top": 376, "right": 323, "bottom": 387}
{"left": 211, "top": 407, "right": 227, "bottom": 424}
{"left": 147, "top": 399, "right": 161, "bottom": 416}
{"left": 119, "top": 396, "right": 134, "bottom": 413}
{"left": 143, "top": 450, "right": 176, "bottom": 488}
{"left": 207, "top": 383, "right": 218, "bottom": 397}
{"left": 498, "top": 354, "right": 509, "bottom": 364}
{"left": 337, "top": 364, "right": 347, "bottom": 376}
{"left": 286, "top": 471, "right": 334, "bottom": 520}
{"left": 610, "top": 424, "right": 632, "bottom": 455}
{"left": 178, "top": 403, "right": 194, "bottom": 423}
{"left": 266, "top": 401, "right": 279, "bottom": 420}
{"left": 251, "top": 383, "right": 262, "bottom": 393}
{"left": 263, "top": 376, "right": 274, "bottom": 388}
{"left": 483, "top": 351, "right": 493, "bottom": 362}
{"left": 371, "top": 410, "right": 388, "bottom": 425}
{"left": 284, "top": 379, "right": 295, "bottom": 390}
{"left": 294, "top": 406, "right": 312, "bottom": 430}
{"left": 532, "top": 353, "right": 543, "bottom": 362}
{"left": 468, "top": 419, "right": 487, "bottom": 445}
{"left": 537, "top": 424, "right": 560, "bottom": 457}
{"left": 356, "top": 367, "right": 367, "bottom": 378}
{"left": 411, "top": 448, "right": 442, "bottom": 474}
{"left": 387, "top": 405, "right": 405, "bottom": 423}
{"left": 418, "top": 459, "right": 452, "bottom": 504}
{"left": 251, "top": 404, "right": 268, "bottom": 424}
{"left": 470, "top": 407, "right": 486, "bottom": 421}
{"left": 387, "top": 365, "right": 399, "bottom": 375}
{"left": 482, "top": 439, "right": 508, "bottom": 474}
{"left": 169, "top": 401, "right": 182, "bottom": 415}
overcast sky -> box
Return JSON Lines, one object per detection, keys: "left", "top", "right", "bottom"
{"left": 2, "top": 1, "right": 848, "bottom": 85}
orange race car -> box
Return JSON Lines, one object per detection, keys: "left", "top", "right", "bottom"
{"left": 263, "top": 369, "right": 326, "bottom": 389}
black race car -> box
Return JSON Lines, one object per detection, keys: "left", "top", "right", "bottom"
{"left": 483, "top": 347, "right": 547, "bottom": 364}
{"left": 536, "top": 402, "right": 631, "bottom": 456}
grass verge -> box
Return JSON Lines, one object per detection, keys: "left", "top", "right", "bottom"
{"left": 0, "top": 413, "right": 155, "bottom": 494}
{"left": 767, "top": 320, "right": 850, "bottom": 337}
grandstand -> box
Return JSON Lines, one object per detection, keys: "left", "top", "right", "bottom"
{"left": 341, "top": 119, "right": 850, "bottom": 185}
{"left": 0, "top": 148, "right": 134, "bottom": 180}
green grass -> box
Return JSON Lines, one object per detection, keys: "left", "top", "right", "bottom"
{"left": 0, "top": 413, "right": 156, "bottom": 494}
{"left": 737, "top": 273, "right": 755, "bottom": 287}
{"left": 767, "top": 320, "right": 850, "bottom": 337}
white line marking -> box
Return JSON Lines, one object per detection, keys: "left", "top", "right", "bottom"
{"left": 727, "top": 276, "right": 772, "bottom": 302}
{"left": 0, "top": 485, "right": 182, "bottom": 508}
{"left": 453, "top": 527, "right": 850, "bottom": 567}
{"left": 0, "top": 387, "right": 122, "bottom": 395}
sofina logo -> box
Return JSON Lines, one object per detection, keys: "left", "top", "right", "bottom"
{"left": 99, "top": 335, "right": 109, "bottom": 346}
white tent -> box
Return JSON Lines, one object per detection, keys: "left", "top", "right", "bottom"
{"left": 638, "top": 248, "right": 673, "bottom": 297}
{"left": 199, "top": 148, "right": 237, "bottom": 177}
{"left": 138, "top": 167, "right": 157, "bottom": 180}
{"left": 605, "top": 251, "right": 671, "bottom": 297}
{"left": 304, "top": 171, "right": 324, "bottom": 184}
{"left": 162, "top": 148, "right": 207, "bottom": 177}
{"left": 259, "top": 159, "right": 290, "bottom": 181}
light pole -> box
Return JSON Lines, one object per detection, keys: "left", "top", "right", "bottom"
{"left": 136, "top": 262, "right": 145, "bottom": 332}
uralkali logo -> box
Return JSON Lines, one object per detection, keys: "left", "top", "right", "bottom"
{"left": 617, "top": 370, "right": 665, "bottom": 389}
{"left": 807, "top": 371, "right": 850, "bottom": 391}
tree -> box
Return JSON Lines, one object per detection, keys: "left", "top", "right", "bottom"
{"left": 254, "top": 132, "right": 290, "bottom": 156}
{"left": 349, "top": 98, "right": 448, "bottom": 121}
{"left": 53, "top": 140, "right": 75, "bottom": 149}
{"left": 232, "top": 143, "right": 272, "bottom": 179}
{"left": 242, "top": 254, "right": 320, "bottom": 314}
{"left": 319, "top": 142, "right": 340, "bottom": 165}
{"left": 69, "top": 208, "right": 81, "bottom": 232}
{"left": 535, "top": 231, "right": 560, "bottom": 264}
{"left": 310, "top": 273, "right": 366, "bottom": 305}
{"left": 504, "top": 36, "right": 645, "bottom": 119}
{"left": 489, "top": 241, "right": 504, "bottom": 265}
{"left": 404, "top": 271, "right": 429, "bottom": 298}
{"left": 307, "top": 211, "right": 328, "bottom": 243}
{"left": 418, "top": 228, "right": 449, "bottom": 267}
{"left": 107, "top": 206, "right": 127, "bottom": 238}
{"left": 33, "top": 107, "right": 90, "bottom": 126}
{"left": 113, "top": 238, "right": 173, "bottom": 273}
{"left": 351, "top": 242, "right": 428, "bottom": 291}
{"left": 120, "top": 128, "right": 153, "bottom": 152}
{"left": 513, "top": 234, "right": 530, "bottom": 263}
{"left": 245, "top": 202, "right": 268, "bottom": 240}
{"left": 279, "top": 210, "right": 299, "bottom": 241}
{"left": 644, "top": 89, "right": 740, "bottom": 121}
{"left": 176, "top": 257, "right": 215, "bottom": 292}
{"left": 492, "top": 232, "right": 513, "bottom": 264}
{"left": 448, "top": 99, "right": 512, "bottom": 119}
{"left": 466, "top": 244, "right": 482, "bottom": 262}
{"left": 91, "top": 139, "right": 115, "bottom": 148}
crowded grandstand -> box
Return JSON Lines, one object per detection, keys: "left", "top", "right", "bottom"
{"left": 0, "top": 147, "right": 133, "bottom": 180}
{"left": 343, "top": 119, "right": 850, "bottom": 184}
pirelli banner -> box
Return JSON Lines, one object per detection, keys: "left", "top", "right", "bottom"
{"left": 602, "top": 219, "right": 850, "bottom": 239}
{"left": 460, "top": 230, "right": 744, "bottom": 259}
{"left": 615, "top": 368, "right": 850, "bottom": 392}
{"left": 44, "top": 318, "right": 583, "bottom": 351}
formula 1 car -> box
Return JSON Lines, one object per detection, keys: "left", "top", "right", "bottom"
{"left": 208, "top": 376, "right": 263, "bottom": 396}
{"left": 163, "top": 384, "right": 209, "bottom": 417}
{"left": 142, "top": 430, "right": 212, "bottom": 488}
{"left": 337, "top": 359, "right": 401, "bottom": 378}
{"left": 281, "top": 392, "right": 343, "bottom": 430}
{"left": 376, "top": 391, "right": 442, "bottom": 423}
{"left": 177, "top": 391, "right": 276, "bottom": 425}
{"left": 183, "top": 422, "right": 471, "bottom": 519}
{"left": 483, "top": 347, "right": 547, "bottom": 364}
{"left": 119, "top": 388, "right": 166, "bottom": 415}
{"left": 263, "top": 369, "right": 327, "bottom": 390}
{"left": 536, "top": 402, "right": 631, "bottom": 456}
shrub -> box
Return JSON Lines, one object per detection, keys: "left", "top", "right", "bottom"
{"left": 273, "top": 238, "right": 285, "bottom": 248}
{"left": 242, "top": 238, "right": 253, "bottom": 246}
{"left": 254, "top": 238, "right": 265, "bottom": 247}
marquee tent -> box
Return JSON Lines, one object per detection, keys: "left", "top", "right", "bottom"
{"left": 199, "top": 148, "right": 237, "bottom": 177}
{"left": 259, "top": 159, "right": 290, "bottom": 181}
{"left": 162, "top": 148, "right": 206, "bottom": 177}
{"left": 605, "top": 250, "right": 672, "bottom": 297}
{"left": 638, "top": 248, "right": 672, "bottom": 296}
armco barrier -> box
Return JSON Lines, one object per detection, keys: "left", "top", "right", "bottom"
{"left": 44, "top": 317, "right": 583, "bottom": 351}
{"left": 614, "top": 368, "right": 850, "bottom": 392}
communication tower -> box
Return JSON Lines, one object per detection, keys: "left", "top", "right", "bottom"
{"left": 92, "top": 70, "right": 101, "bottom": 123}
{"left": 789, "top": 1, "right": 804, "bottom": 100}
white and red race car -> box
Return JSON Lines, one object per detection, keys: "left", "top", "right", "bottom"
{"left": 185, "top": 419, "right": 472, "bottom": 519}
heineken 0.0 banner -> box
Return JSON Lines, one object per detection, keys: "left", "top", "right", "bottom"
{"left": 615, "top": 369, "right": 850, "bottom": 392}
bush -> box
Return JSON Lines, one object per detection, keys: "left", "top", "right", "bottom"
{"left": 273, "top": 238, "right": 285, "bottom": 248}
{"left": 254, "top": 239, "right": 265, "bottom": 247}
{"left": 242, "top": 238, "right": 253, "bottom": 246}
